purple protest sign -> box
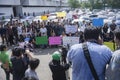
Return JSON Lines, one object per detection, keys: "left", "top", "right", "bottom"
{"left": 49, "top": 37, "right": 61, "bottom": 45}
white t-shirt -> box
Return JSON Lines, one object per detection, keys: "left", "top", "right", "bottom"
{"left": 25, "top": 68, "right": 39, "bottom": 80}
{"left": 40, "top": 27, "right": 47, "bottom": 36}
{"left": 17, "top": 26, "right": 22, "bottom": 35}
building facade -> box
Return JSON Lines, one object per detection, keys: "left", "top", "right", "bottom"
{"left": 0, "top": 0, "right": 68, "bottom": 18}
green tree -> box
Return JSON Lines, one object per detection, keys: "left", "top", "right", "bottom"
{"left": 109, "top": 0, "right": 120, "bottom": 8}
{"left": 80, "top": 2, "right": 91, "bottom": 9}
{"left": 97, "top": 0, "right": 120, "bottom": 9}
{"left": 68, "top": 0, "right": 80, "bottom": 8}
{"left": 89, "top": 0, "right": 94, "bottom": 10}
{"left": 93, "top": 0, "right": 103, "bottom": 9}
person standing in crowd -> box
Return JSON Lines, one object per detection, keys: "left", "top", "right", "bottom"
{"left": 24, "top": 58, "right": 40, "bottom": 80}
{"left": 102, "top": 23, "right": 110, "bottom": 41}
{"left": 39, "top": 22, "right": 47, "bottom": 49}
{"left": 45, "top": 22, "right": 52, "bottom": 38}
{"left": 0, "top": 45, "right": 12, "bottom": 80}
{"left": 40, "top": 22, "right": 47, "bottom": 37}
{"left": 106, "top": 29, "right": 120, "bottom": 80}
{"left": 67, "top": 27, "right": 112, "bottom": 80}
{"left": 11, "top": 48, "right": 29, "bottom": 80}
{"left": 0, "top": 24, "right": 7, "bottom": 44}
{"left": 49, "top": 51, "right": 70, "bottom": 80}
{"left": 60, "top": 46, "right": 68, "bottom": 64}
{"left": 109, "top": 20, "right": 117, "bottom": 41}
{"left": 17, "top": 23, "right": 23, "bottom": 41}
{"left": 11, "top": 47, "right": 34, "bottom": 80}
{"left": 6, "top": 23, "right": 14, "bottom": 46}
{"left": 12, "top": 22, "right": 18, "bottom": 44}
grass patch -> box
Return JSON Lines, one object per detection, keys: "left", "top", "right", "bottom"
{"left": 104, "top": 42, "right": 116, "bottom": 51}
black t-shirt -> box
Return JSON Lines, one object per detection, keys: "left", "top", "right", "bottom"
{"left": 11, "top": 56, "right": 29, "bottom": 80}
{"left": 49, "top": 61, "right": 69, "bottom": 80}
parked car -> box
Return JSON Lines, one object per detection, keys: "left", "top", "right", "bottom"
{"left": 33, "top": 16, "right": 42, "bottom": 22}
{"left": 20, "top": 16, "right": 34, "bottom": 23}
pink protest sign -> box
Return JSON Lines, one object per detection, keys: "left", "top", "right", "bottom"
{"left": 49, "top": 37, "right": 61, "bottom": 45}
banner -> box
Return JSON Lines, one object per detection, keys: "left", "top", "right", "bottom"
{"left": 62, "top": 37, "right": 79, "bottom": 47}
{"left": 41, "top": 15, "right": 48, "bottom": 20}
{"left": 49, "top": 37, "right": 61, "bottom": 45}
{"left": 92, "top": 18, "right": 103, "bottom": 27}
{"left": 56, "top": 12, "right": 66, "bottom": 17}
{"left": 35, "top": 36, "right": 48, "bottom": 45}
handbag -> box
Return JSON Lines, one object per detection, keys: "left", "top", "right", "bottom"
{"left": 82, "top": 42, "right": 99, "bottom": 80}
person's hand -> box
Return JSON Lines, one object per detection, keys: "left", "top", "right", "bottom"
{"left": 25, "top": 49, "right": 34, "bottom": 59}
{"left": 25, "top": 49, "right": 30, "bottom": 53}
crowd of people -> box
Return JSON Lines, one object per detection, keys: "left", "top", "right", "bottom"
{"left": 0, "top": 18, "right": 118, "bottom": 47}
{"left": 0, "top": 16, "right": 120, "bottom": 80}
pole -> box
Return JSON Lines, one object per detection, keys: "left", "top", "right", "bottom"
{"left": 60, "top": 0, "right": 62, "bottom": 10}
{"left": 103, "top": 0, "right": 105, "bottom": 10}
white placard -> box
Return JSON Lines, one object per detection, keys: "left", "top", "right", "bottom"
{"left": 62, "top": 37, "right": 79, "bottom": 47}
{"left": 65, "top": 25, "right": 78, "bottom": 34}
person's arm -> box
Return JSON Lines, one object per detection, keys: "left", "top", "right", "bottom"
{"left": 63, "top": 63, "right": 70, "bottom": 71}
{"left": 25, "top": 49, "right": 34, "bottom": 60}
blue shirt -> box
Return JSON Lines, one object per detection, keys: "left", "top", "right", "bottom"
{"left": 106, "top": 49, "right": 120, "bottom": 80}
{"left": 67, "top": 42, "right": 112, "bottom": 80}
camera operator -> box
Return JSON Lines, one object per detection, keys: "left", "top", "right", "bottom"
{"left": 11, "top": 47, "right": 33, "bottom": 80}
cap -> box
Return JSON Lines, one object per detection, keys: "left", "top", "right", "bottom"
{"left": 52, "top": 51, "right": 61, "bottom": 61}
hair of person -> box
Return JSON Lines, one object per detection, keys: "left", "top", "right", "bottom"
{"left": 0, "top": 44, "right": 7, "bottom": 51}
{"left": 29, "top": 58, "right": 40, "bottom": 70}
{"left": 12, "top": 48, "right": 16, "bottom": 56}
{"left": 84, "top": 27, "right": 101, "bottom": 41}
{"left": 13, "top": 48, "right": 22, "bottom": 57}
{"left": 114, "top": 29, "right": 120, "bottom": 40}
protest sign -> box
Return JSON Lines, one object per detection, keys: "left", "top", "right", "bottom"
{"left": 92, "top": 18, "right": 103, "bottom": 27}
{"left": 65, "top": 25, "right": 78, "bottom": 34}
{"left": 35, "top": 36, "right": 48, "bottom": 45}
{"left": 62, "top": 37, "right": 79, "bottom": 47}
{"left": 49, "top": 37, "right": 61, "bottom": 45}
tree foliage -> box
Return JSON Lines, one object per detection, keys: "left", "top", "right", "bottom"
{"left": 108, "top": 0, "right": 120, "bottom": 8}
{"left": 68, "top": 0, "right": 80, "bottom": 8}
{"left": 80, "top": 2, "right": 91, "bottom": 9}
{"left": 93, "top": 0, "right": 103, "bottom": 9}
{"left": 89, "top": 0, "right": 120, "bottom": 9}
{"left": 68, "top": 0, "right": 120, "bottom": 9}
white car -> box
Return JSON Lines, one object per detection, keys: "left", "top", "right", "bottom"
{"left": 33, "top": 16, "right": 42, "bottom": 22}
{"left": 107, "top": 12, "right": 115, "bottom": 17}
{"left": 104, "top": 19, "right": 112, "bottom": 26}
{"left": 115, "top": 20, "right": 120, "bottom": 27}
{"left": 48, "top": 13, "right": 57, "bottom": 20}
{"left": 98, "top": 15, "right": 108, "bottom": 19}
{"left": 116, "top": 15, "right": 120, "bottom": 20}
{"left": 20, "top": 16, "right": 34, "bottom": 23}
